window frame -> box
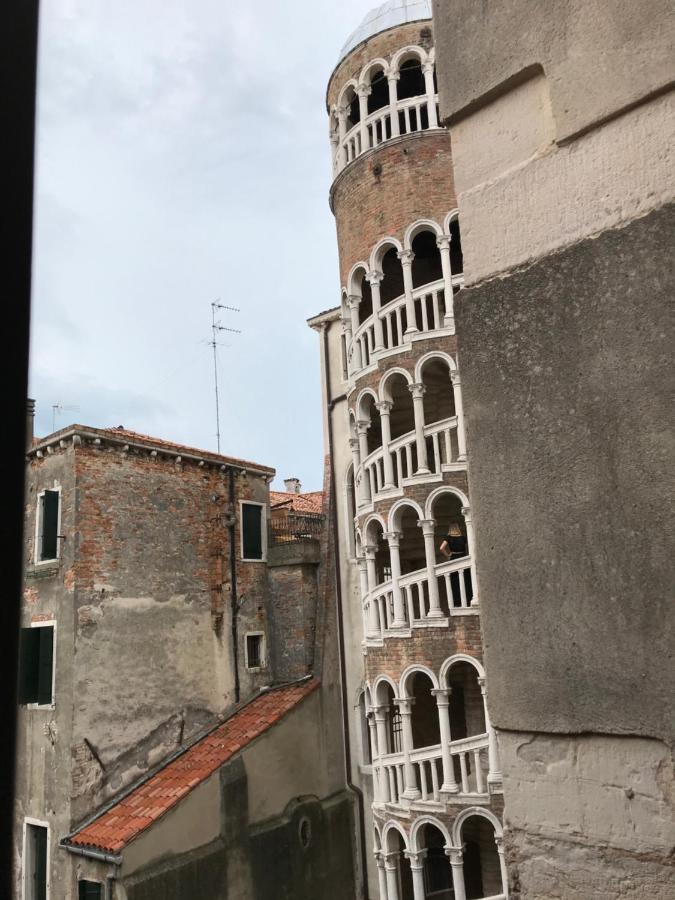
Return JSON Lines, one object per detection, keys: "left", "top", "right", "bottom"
{"left": 22, "top": 817, "right": 50, "bottom": 900}
{"left": 34, "top": 485, "right": 62, "bottom": 565}
{"left": 244, "top": 631, "right": 266, "bottom": 671}
{"left": 21, "top": 620, "right": 57, "bottom": 710}
{"left": 78, "top": 880, "right": 103, "bottom": 900}
{"left": 239, "top": 500, "right": 267, "bottom": 562}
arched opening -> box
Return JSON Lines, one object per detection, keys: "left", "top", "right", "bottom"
{"left": 367, "top": 66, "right": 389, "bottom": 115}
{"left": 449, "top": 216, "right": 463, "bottom": 276}
{"left": 430, "top": 492, "right": 472, "bottom": 610}
{"left": 376, "top": 681, "right": 402, "bottom": 755}
{"left": 460, "top": 817, "right": 502, "bottom": 899}
{"left": 380, "top": 247, "right": 405, "bottom": 305}
{"left": 409, "top": 672, "right": 441, "bottom": 749}
{"left": 350, "top": 269, "right": 372, "bottom": 326}
{"left": 411, "top": 230, "right": 442, "bottom": 289}
{"left": 394, "top": 503, "right": 426, "bottom": 577}
{"left": 446, "top": 662, "right": 486, "bottom": 741}
{"left": 344, "top": 85, "right": 360, "bottom": 130}
{"left": 359, "top": 394, "right": 382, "bottom": 456}
{"left": 386, "top": 829, "right": 414, "bottom": 900}
{"left": 421, "top": 824, "right": 452, "bottom": 898}
{"left": 386, "top": 374, "right": 414, "bottom": 441}
{"left": 358, "top": 690, "right": 372, "bottom": 765}
{"left": 397, "top": 57, "right": 428, "bottom": 132}
{"left": 420, "top": 357, "right": 456, "bottom": 424}
{"left": 365, "top": 518, "right": 390, "bottom": 585}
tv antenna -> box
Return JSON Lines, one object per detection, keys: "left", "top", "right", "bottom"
{"left": 52, "top": 403, "right": 80, "bottom": 432}
{"left": 210, "top": 301, "right": 241, "bottom": 453}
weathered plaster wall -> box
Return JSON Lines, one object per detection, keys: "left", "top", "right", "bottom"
{"left": 432, "top": 0, "right": 675, "bottom": 895}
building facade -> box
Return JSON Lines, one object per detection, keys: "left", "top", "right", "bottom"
{"left": 310, "top": 3, "right": 508, "bottom": 898}
{"left": 15, "top": 421, "right": 355, "bottom": 899}
{"left": 431, "top": 1, "right": 675, "bottom": 898}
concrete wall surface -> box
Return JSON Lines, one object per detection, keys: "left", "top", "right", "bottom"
{"left": 432, "top": 1, "right": 675, "bottom": 895}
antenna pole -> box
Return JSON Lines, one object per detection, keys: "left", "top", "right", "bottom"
{"left": 209, "top": 301, "right": 241, "bottom": 455}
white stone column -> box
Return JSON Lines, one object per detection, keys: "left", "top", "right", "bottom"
{"left": 348, "top": 295, "right": 363, "bottom": 370}
{"left": 349, "top": 437, "right": 367, "bottom": 509}
{"left": 384, "top": 853, "right": 400, "bottom": 900}
{"left": 432, "top": 687, "right": 459, "bottom": 793}
{"left": 364, "top": 543, "right": 378, "bottom": 593}
{"left": 367, "top": 270, "right": 386, "bottom": 352}
{"left": 417, "top": 518, "right": 443, "bottom": 617}
{"left": 408, "top": 383, "right": 430, "bottom": 474}
{"left": 341, "top": 313, "right": 353, "bottom": 376}
{"left": 337, "top": 105, "right": 347, "bottom": 169}
{"left": 376, "top": 400, "right": 396, "bottom": 490}
{"left": 384, "top": 531, "right": 406, "bottom": 627}
{"left": 357, "top": 83, "right": 371, "bottom": 153}
{"left": 367, "top": 709, "right": 379, "bottom": 762}
{"left": 495, "top": 835, "right": 509, "bottom": 897}
{"left": 374, "top": 707, "right": 391, "bottom": 803}
{"left": 397, "top": 249, "right": 418, "bottom": 335}
{"left": 478, "top": 676, "right": 502, "bottom": 785}
{"left": 461, "top": 504, "right": 478, "bottom": 606}
{"left": 358, "top": 556, "right": 377, "bottom": 637}
{"left": 357, "top": 419, "right": 373, "bottom": 501}
{"left": 375, "top": 851, "right": 389, "bottom": 899}
{"left": 395, "top": 697, "right": 420, "bottom": 800}
{"left": 423, "top": 60, "right": 438, "bottom": 127}
{"left": 405, "top": 850, "right": 427, "bottom": 900}
{"left": 436, "top": 234, "right": 455, "bottom": 330}
{"left": 450, "top": 370, "right": 467, "bottom": 461}
{"left": 447, "top": 848, "right": 467, "bottom": 900}
{"left": 387, "top": 71, "right": 400, "bottom": 137}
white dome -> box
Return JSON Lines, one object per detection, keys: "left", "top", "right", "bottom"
{"left": 337, "top": 0, "right": 433, "bottom": 65}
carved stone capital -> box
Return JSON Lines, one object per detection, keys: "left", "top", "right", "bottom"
{"left": 366, "top": 269, "right": 384, "bottom": 285}
{"left": 397, "top": 248, "right": 414, "bottom": 266}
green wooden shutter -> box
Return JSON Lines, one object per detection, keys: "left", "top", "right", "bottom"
{"left": 18, "top": 628, "right": 41, "bottom": 704}
{"left": 79, "top": 881, "right": 103, "bottom": 899}
{"left": 41, "top": 490, "right": 59, "bottom": 560}
{"left": 37, "top": 627, "right": 54, "bottom": 706}
{"left": 33, "top": 825, "right": 48, "bottom": 900}
{"left": 242, "top": 504, "right": 263, "bottom": 559}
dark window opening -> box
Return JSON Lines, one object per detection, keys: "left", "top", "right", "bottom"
{"left": 389, "top": 706, "right": 403, "bottom": 753}
{"left": 357, "top": 277, "right": 373, "bottom": 325}
{"left": 18, "top": 626, "right": 54, "bottom": 706}
{"left": 79, "top": 882, "right": 103, "bottom": 900}
{"left": 397, "top": 59, "right": 425, "bottom": 100}
{"left": 246, "top": 633, "right": 264, "bottom": 669}
{"left": 411, "top": 230, "right": 443, "bottom": 289}
{"left": 39, "top": 489, "right": 59, "bottom": 561}
{"left": 347, "top": 91, "right": 360, "bottom": 129}
{"left": 380, "top": 247, "right": 405, "bottom": 306}
{"left": 423, "top": 826, "right": 452, "bottom": 896}
{"left": 367, "top": 69, "right": 389, "bottom": 114}
{"left": 242, "top": 503, "right": 263, "bottom": 559}
{"left": 25, "top": 823, "right": 48, "bottom": 900}
{"left": 449, "top": 217, "right": 463, "bottom": 275}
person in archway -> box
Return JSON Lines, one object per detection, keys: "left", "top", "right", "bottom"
{"left": 440, "top": 522, "right": 472, "bottom": 607}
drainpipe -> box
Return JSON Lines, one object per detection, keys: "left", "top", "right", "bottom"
{"left": 228, "top": 468, "right": 240, "bottom": 704}
{"left": 323, "top": 324, "right": 370, "bottom": 900}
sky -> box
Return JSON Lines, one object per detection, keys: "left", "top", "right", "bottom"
{"left": 30, "top": 0, "right": 371, "bottom": 491}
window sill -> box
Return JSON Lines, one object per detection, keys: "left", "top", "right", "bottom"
{"left": 26, "top": 561, "right": 60, "bottom": 579}
{"left": 24, "top": 703, "right": 55, "bottom": 711}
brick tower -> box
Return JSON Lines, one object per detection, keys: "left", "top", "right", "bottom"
{"left": 311, "top": 2, "right": 509, "bottom": 898}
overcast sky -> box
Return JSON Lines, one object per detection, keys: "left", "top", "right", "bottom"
{"left": 30, "top": 0, "right": 370, "bottom": 490}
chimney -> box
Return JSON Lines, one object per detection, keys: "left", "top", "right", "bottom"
{"left": 284, "top": 477, "right": 301, "bottom": 494}
{"left": 26, "top": 398, "right": 35, "bottom": 450}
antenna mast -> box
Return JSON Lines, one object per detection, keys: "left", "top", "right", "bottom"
{"left": 210, "top": 301, "right": 241, "bottom": 453}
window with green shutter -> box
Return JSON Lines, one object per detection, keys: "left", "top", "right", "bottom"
{"left": 18, "top": 626, "right": 54, "bottom": 706}
{"left": 38, "top": 490, "right": 60, "bottom": 561}
{"left": 242, "top": 503, "right": 263, "bottom": 560}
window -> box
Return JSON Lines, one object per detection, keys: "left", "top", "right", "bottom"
{"left": 78, "top": 881, "right": 102, "bottom": 900}
{"left": 245, "top": 633, "right": 265, "bottom": 670}
{"left": 18, "top": 625, "right": 55, "bottom": 706}
{"left": 241, "top": 502, "right": 264, "bottom": 560}
{"left": 37, "top": 489, "right": 60, "bottom": 562}
{"left": 24, "top": 821, "right": 48, "bottom": 900}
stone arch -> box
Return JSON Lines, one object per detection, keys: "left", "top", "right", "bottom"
{"left": 403, "top": 217, "right": 443, "bottom": 249}
{"left": 390, "top": 44, "right": 428, "bottom": 76}
{"left": 359, "top": 57, "right": 391, "bottom": 86}
{"left": 414, "top": 350, "right": 457, "bottom": 382}
{"left": 399, "top": 663, "right": 440, "bottom": 698}
{"left": 424, "top": 485, "right": 470, "bottom": 519}
{"left": 347, "top": 262, "right": 370, "bottom": 297}
{"left": 379, "top": 366, "right": 413, "bottom": 402}
{"left": 363, "top": 512, "right": 387, "bottom": 541}
{"left": 370, "top": 236, "right": 403, "bottom": 272}
{"left": 442, "top": 208, "right": 460, "bottom": 235}
{"left": 382, "top": 819, "right": 410, "bottom": 852}
{"left": 356, "top": 387, "right": 379, "bottom": 421}
{"left": 337, "top": 78, "right": 359, "bottom": 112}
{"left": 439, "top": 653, "right": 485, "bottom": 687}
{"left": 373, "top": 674, "right": 399, "bottom": 705}
{"left": 388, "top": 497, "right": 424, "bottom": 531}
{"left": 451, "top": 807, "right": 503, "bottom": 848}
{"left": 410, "top": 815, "right": 451, "bottom": 852}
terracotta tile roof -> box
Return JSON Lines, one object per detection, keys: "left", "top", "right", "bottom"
{"left": 270, "top": 491, "right": 324, "bottom": 514}
{"left": 66, "top": 679, "right": 319, "bottom": 855}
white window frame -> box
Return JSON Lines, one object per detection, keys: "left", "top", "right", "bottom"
{"left": 244, "top": 631, "right": 266, "bottom": 671}
{"left": 34, "top": 484, "right": 62, "bottom": 566}
{"left": 239, "top": 500, "right": 267, "bottom": 562}
{"left": 22, "top": 816, "right": 50, "bottom": 900}
{"left": 26, "top": 620, "right": 57, "bottom": 710}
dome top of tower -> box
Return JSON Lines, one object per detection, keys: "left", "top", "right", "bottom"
{"left": 337, "top": 0, "right": 432, "bottom": 65}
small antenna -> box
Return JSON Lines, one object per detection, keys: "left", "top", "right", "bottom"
{"left": 52, "top": 403, "right": 80, "bottom": 432}
{"left": 210, "top": 301, "right": 241, "bottom": 453}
